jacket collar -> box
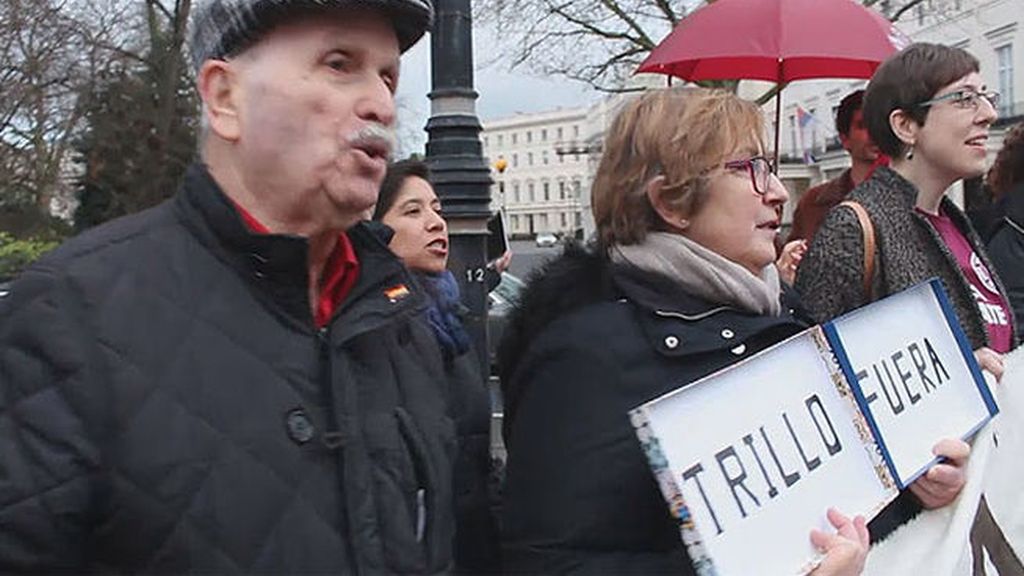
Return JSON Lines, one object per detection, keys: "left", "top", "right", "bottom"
{"left": 869, "top": 166, "right": 920, "bottom": 209}
{"left": 813, "top": 169, "right": 855, "bottom": 206}
{"left": 1003, "top": 183, "right": 1024, "bottom": 230}
{"left": 173, "top": 163, "right": 423, "bottom": 332}
{"left": 611, "top": 264, "right": 809, "bottom": 357}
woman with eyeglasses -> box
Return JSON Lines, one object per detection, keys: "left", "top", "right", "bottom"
{"left": 497, "top": 87, "right": 869, "bottom": 575}
{"left": 795, "top": 43, "right": 1015, "bottom": 537}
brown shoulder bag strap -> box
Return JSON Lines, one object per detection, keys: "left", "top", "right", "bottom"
{"left": 838, "top": 200, "right": 876, "bottom": 300}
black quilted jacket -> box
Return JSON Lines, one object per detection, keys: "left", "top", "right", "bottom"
{"left": 0, "top": 164, "right": 456, "bottom": 574}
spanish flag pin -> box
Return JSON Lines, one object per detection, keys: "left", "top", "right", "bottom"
{"left": 384, "top": 284, "right": 411, "bottom": 303}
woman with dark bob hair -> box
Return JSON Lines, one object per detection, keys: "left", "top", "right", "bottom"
{"left": 795, "top": 42, "right": 1012, "bottom": 535}
{"left": 497, "top": 87, "right": 869, "bottom": 574}
{"left": 372, "top": 159, "right": 500, "bottom": 573}
{"left": 986, "top": 122, "right": 1024, "bottom": 323}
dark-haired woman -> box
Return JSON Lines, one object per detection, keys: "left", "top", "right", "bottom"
{"left": 373, "top": 160, "right": 500, "bottom": 573}
{"left": 795, "top": 42, "right": 1013, "bottom": 537}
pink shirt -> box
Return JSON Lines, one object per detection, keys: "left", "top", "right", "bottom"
{"left": 917, "top": 207, "right": 1012, "bottom": 353}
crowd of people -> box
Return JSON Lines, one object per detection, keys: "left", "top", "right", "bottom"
{"left": 0, "top": 0, "right": 1019, "bottom": 574}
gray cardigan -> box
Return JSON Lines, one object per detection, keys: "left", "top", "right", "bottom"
{"left": 795, "top": 166, "right": 1018, "bottom": 349}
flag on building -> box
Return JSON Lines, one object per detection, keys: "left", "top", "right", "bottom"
{"left": 795, "top": 105, "right": 817, "bottom": 164}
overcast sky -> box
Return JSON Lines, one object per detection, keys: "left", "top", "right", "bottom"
{"left": 395, "top": 24, "right": 600, "bottom": 156}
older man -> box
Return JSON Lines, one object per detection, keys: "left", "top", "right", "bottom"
{"left": 0, "top": 1, "right": 457, "bottom": 573}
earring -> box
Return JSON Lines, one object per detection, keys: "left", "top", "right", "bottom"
{"left": 679, "top": 218, "right": 689, "bottom": 229}
{"left": 906, "top": 144, "right": 915, "bottom": 160}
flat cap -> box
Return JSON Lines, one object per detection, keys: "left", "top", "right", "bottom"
{"left": 189, "top": 0, "right": 433, "bottom": 72}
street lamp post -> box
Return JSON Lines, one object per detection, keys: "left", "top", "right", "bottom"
{"left": 426, "top": 0, "right": 493, "bottom": 376}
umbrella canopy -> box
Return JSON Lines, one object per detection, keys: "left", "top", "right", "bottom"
{"left": 637, "top": 0, "right": 909, "bottom": 83}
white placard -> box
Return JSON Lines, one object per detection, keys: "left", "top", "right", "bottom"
{"left": 634, "top": 330, "right": 894, "bottom": 576}
{"left": 824, "top": 280, "right": 997, "bottom": 486}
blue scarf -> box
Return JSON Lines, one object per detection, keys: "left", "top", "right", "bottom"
{"left": 418, "top": 270, "right": 471, "bottom": 363}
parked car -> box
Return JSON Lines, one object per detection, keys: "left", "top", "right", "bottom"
{"left": 534, "top": 232, "right": 558, "bottom": 248}
{"left": 0, "top": 280, "right": 10, "bottom": 299}
{"left": 487, "top": 272, "right": 524, "bottom": 371}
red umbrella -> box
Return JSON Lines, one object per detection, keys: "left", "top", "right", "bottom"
{"left": 637, "top": 0, "right": 909, "bottom": 162}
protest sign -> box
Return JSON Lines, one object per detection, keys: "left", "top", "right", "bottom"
{"left": 824, "top": 280, "right": 998, "bottom": 487}
{"left": 631, "top": 279, "right": 996, "bottom": 576}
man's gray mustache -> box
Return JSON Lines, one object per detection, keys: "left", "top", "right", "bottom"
{"left": 347, "top": 124, "right": 397, "bottom": 159}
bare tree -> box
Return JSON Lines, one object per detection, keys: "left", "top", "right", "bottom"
{"left": 0, "top": 0, "right": 137, "bottom": 218}
{"left": 476, "top": 0, "right": 929, "bottom": 93}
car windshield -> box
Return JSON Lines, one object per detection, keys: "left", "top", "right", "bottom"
{"left": 493, "top": 272, "right": 524, "bottom": 305}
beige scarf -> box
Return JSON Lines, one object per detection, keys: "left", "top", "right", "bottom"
{"left": 611, "top": 231, "right": 782, "bottom": 316}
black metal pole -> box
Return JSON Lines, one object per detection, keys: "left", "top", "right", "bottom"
{"left": 426, "top": 0, "right": 493, "bottom": 376}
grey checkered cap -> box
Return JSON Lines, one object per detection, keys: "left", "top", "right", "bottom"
{"left": 189, "top": 0, "right": 433, "bottom": 72}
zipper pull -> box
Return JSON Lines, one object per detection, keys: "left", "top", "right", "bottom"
{"left": 415, "top": 488, "right": 426, "bottom": 543}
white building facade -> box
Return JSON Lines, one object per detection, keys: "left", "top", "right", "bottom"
{"left": 481, "top": 108, "right": 591, "bottom": 239}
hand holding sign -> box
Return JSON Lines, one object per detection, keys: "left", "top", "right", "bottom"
{"left": 908, "top": 438, "right": 970, "bottom": 510}
{"left": 974, "top": 347, "right": 1005, "bottom": 383}
{"left": 809, "top": 508, "right": 869, "bottom": 576}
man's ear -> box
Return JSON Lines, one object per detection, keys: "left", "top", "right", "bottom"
{"left": 645, "top": 176, "right": 689, "bottom": 232}
{"left": 197, "top": 60, "right": 242, "bottom": 142}
{"left": 888, "top": 108, "right": 919, "bottom": 151}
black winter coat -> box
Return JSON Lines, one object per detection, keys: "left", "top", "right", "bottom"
{"left": 496, "top": 246, "right": 814, "bottom": 574}
{"left": 0, "top": 164, "right": 457, "bottom": 574}
{"left": 987, "top": 184, "right": 1024, "bottom": 325}
{"left": 445, "top": 350, "right": 501, "bottom": 573}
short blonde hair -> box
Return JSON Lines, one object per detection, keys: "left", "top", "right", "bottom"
{"left": 592, "top": 87, "right": 765, "bottom": 247}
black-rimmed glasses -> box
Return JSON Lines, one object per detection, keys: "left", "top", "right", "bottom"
{"left": 916, "top": 88, "right": 1000, "bottom": 111}
{"left": 722, "top": 155, "right": 775, "bottom": 195}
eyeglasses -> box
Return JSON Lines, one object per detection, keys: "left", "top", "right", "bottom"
{"left": 916, "top": 88, "right": 1000, "bottom": 111}
{"left": 722, "top": 155, "right": 775, "bottom": 195}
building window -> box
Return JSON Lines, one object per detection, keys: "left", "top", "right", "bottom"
{"left": 512, "top": 153, "right": 519, "bottom": 167}
{"left": 557, "top": 127, "right": 563, "bottom": 140}
{"left": 512, "top": 133, "right": 517, "bottom": 145}
{"left": 573, "top": 125, "right": 579, "bottom": 137}
{"left": 543, "top": 181, "right": 550, "bottom": 201}
{"left": 561, "top": 213, "right": 567, "bottom": 227}
{"left": 483, "top": 136, "right": 489, "bottom": 148}
{"left": 572, "top": 180, "right": 581, "bottom": 197}
{"left": 527, "top": 131, "right": 532, "bottom": 143}
{"left": 528, "top": 182, "right": 535, "bottom": 202}
{"left": 789, "top": 115, "right": 797, "bottom": 156}
{"left": 513, "top": 182, "right": 520, "bottom": 203}
{"left": 542, "top": 150, "right": 549, "bottom": 165}
{"left": 497, "top": 134, "right": 504, "bottom": 146}
{"left": 997, "top": 44, "right": 1014, "bottom": 116}
{"left": 559, "top": 181, "right": 566, "bottom": 199}
{"left": 810, "top": 107, "right": 819, "bottom": 151}
{"left": 575, "top": 212, "right": 581, "bottom": 227}
{"left": 511, "top": 215, "right": 519, "bottom": 231}
{"left": 528, "top": 152, "right": 534, "bottom": 166}
{"left": 541, "top": 129, "right": 548, "bottom": 141}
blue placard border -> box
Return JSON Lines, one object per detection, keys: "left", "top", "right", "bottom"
{"left": 927, "top": 278, "right": 1000, "bottom": 418}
